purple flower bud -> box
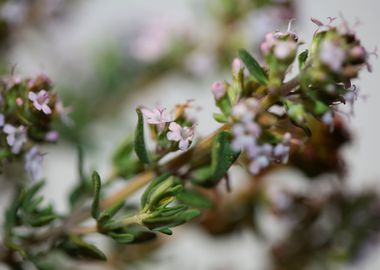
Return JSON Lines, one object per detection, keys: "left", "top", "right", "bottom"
{"left": 211, "top": 81, "right": 226, "bottom": 100}
{"left": 45, "top": 131, "right": 59, "bottom": 142}
{"left": 350, "top": 45, "right": 367, "bottom": 62}
{"left": 16, "top": 97, "right": 23, "bottom": 106}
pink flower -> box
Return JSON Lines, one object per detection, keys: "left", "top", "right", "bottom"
{"left": 28, "top": 90, "right": 52, "bottom": 114}
{"left": 3, "top": 124, "right": 27, "bottom": 154}
{"left": 25, "top": 146, "right": 44, "bottom": 180}
{"left": 166, "top": 122, "right": 194, "bottom": 151}
{"left": 211, "top": 81, "right": 226, "bottom": 100}
{"left": 141, "top": 106, "right": 172, "bottom": 125}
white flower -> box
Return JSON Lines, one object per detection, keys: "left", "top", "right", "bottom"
{"left": 25, "top": 147, "right": 44, "bottom": 180}
{"left": 166, "top": 122, "right": 194, "bottom": 151}
{"left": 231, "top": 122, "right": 261, "bottom": 152}
{"left": 274, "top": 41, "right": 297, "bottom": 60}
{"left": 273, "top": 132, "right": 291, "bottom": 164}
{"left": 3, "top": 124, "right": 27, "bottom": 154}
{"left": 232, "top": 98, "right": 260, "bottom": 123}
{"left": 249, "top": 155, "right": 270, "bottom": 175}
{"left": 141, "top": 106, "right": 172, "bottom": 125}
{"left": 28, "top": 90, "right": 52, "bottom": 115}
{"left": 320, "top": 40, "right": 346, "bottom": 72}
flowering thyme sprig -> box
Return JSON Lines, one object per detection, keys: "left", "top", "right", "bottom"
{"left": 0, "top": 73, "right": 67, "bottom": 180}
{"left": 209, "top": 18, "right": 371, "bottom": 175}
{"left": 0, "top": 16, "right": 372, "bottom": 268}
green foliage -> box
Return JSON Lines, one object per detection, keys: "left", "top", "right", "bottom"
{"left": 61, "top": 235, "right": 107, "bottom": 261}
{"left": 113, "top": 136, "right": 144, "bottom": 178}
{"left": 298, "top": 49, "right": 309, "bottom": 70}
{"left": 192, "top": 131, "right": 240, "bottom": 187}
{"left": 177, "top": 189, "right": 214, "bottom": 209}
{"left": 91, "top": 171, "right": 102, "bottom": 219}
{"left": 134, "top": 109, "right": 151, "bottom": 164}
{"left": 5, "top": 181, "right": 58, "bottom": 231}
{"left": 238, "top": 49, "right": 268, "bottom": 85}
{"left": 143, "top": 208, "right": 200, "bottom": 232}
{"left": 141, "top": 174, "right": 182, "bottom": 212}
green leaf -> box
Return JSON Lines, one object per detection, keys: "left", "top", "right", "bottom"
{"left": 211, "top": 131, "right": 240, "bottom": 181}
{"left": 298, "top": 49, "right": 309, "bottom": 70}
{"left": 140, "top": 173, "right": 171, "bottom": 209}
{"left": 97, "top": 201, "right": 125, "bottom": 227}
{"left": 91, "top": 171, "right": 102, "bottom": 219}
{"left": 28, "top": 215, "right": 57, "bottom": 227}
{"left": 155, "top": 227, "right": 172, "bottom": 235}
{"left": 177, "top": 189, "right": 213, "bottom": 209}
{"left": 238, "top": 49, "right": 268, "bottom": 85}
{"left": 108, "top": 232, "right": 134, "bottom": 244}
{"left": 143, "top": 209, "right": 200, "bottom": 230}
{"left": 213, "top": 113, "right": 228, "bottom": 123}
{"left": 134, "top": 109, "right": 150, "bottom": 164}
{"left": 63, "top": 235, "right": 107, "bottom": 261}
{"left": 113, "top": 137, "right": 144, "bottom": 178}
{"left": 21, "top": 181, "right": 45, "bottom": 209}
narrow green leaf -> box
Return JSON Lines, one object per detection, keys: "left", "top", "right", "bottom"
{"left": 177, "top": 189, "right": 214, "bottom": 209}
{"left": 298, "top": 49, "right": 309, "bottom": 70}
{"left": 91, "top": 171, "right": 102, "bottom": 219}
{"left": 238, "top": 49, "right": 268, "bottom": 85}
{"left": 140, "top": 173, "right": 171, "bottom": 208}
{"left": 213, "top": 113, "right": 228, "bottom": 123}
{"left": 155, "top": 227, "right": 172, "bottom": 235}
{"left": 21, "top": 181, "right": 45, "bottom": 209}
{"left": 210, "top": 132, "right": 240, "bottom": 184}
{"left": 28, "top": 215, "right": 57, "bottom": 227}
{"left": 134, "top": 109, "right": 150, "bottom": 164}
{"left": 64, "top": 235, "right": 107, "bottom": 261}
{"left": 143, "top": 209, "right": 200, "bottom": 230}
{"left": 108, "top": 232, "right": 134, "bottom": 244}
{"left": 98, "top": 201, "right": 125, "bottom": 226}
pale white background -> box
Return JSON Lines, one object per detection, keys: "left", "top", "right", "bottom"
{"left": 2, "top": 0, "right": 380, "bottom": 269}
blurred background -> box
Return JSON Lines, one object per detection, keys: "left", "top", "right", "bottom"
{"left": 0, "top": 0, "right": 379, "bottom": 269}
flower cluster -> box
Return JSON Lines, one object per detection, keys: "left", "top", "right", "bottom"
{"left": 141, "top": 101, "right": 196, "bottom": 152}
{"left": 260, "top": 21, "right": 300, "bottom": 87}
{"left": 0, "top": 74, "right": 67, "bottom": 180}
{"left": 209, "top": 18, "right": 370, "bottom": 175}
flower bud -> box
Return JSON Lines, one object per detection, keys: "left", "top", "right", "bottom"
{"left": 231, "top": 58, "right": 244, "bottom": 78}
{"left": 211, "top": 81, "right": 226, "bottom": 100}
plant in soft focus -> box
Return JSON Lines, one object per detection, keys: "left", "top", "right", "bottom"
{"left": 0, "top": 12, "right": 377, "bottom": 270}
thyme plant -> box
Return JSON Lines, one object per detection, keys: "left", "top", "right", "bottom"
{"left": 0, "top": 16, "right": 375, "bottom": 269}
